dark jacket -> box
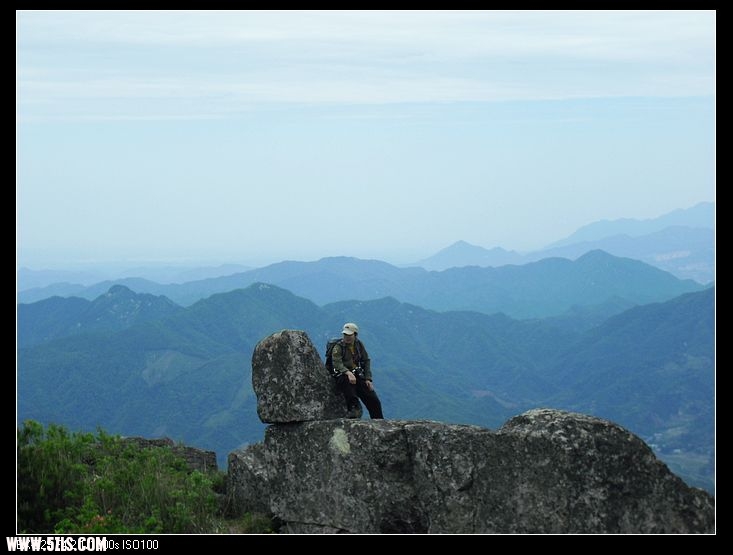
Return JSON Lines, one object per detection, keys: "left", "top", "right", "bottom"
{"left": 331, "top": 338, "right": 372, "bottom": 380}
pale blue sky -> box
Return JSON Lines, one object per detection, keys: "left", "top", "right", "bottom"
{"left": 17, "top": 10, "right": 715, "bottom": 268}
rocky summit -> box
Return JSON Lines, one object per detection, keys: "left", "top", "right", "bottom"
{"left": 232, "top": 329, "right": 714, "bottom": 534}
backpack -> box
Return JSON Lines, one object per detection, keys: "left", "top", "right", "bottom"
{"left": 324, "top": 337, "right": 343, "bottom": 377}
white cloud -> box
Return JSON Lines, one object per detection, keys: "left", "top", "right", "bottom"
{"left": 17, "top": 10, "right": 715, "bottom": 122}
{"left": 17, "top": 10, "right": 714, "bottom": 58}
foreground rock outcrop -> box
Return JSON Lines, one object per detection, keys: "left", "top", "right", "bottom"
{"left": 231, "top": 329, "right": 714, "bottom": 533}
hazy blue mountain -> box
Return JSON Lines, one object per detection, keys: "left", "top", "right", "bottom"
{"left": 540, "top": 296, "right": 640, "bottom": 335}
{"left": 409, "top": 240, "right": 524, "bottom": 271}
{"left": 546, "top": 201, "right": 714, "bottom": 248}
{"left": 17, "top": 284, "right": 347, "bottom": 470}
{"left": 18, "top": 203, "right": 714, "bottom": 298}
{"left": 199, "top": 256, "right": 428, "bottom": 309}
{"left": 168, "top": 251, "right": 705, "bottom": 318}
{"left": 16, "top": 283, "right": 572, "bottom": 470}
{"left": 16, "top": 257, "right": 420, "bottom": 306}
{"left": 17, "top": 296, "right": 90, "bottom": 348}
{"left": 116, "top": 263, "right": 253, "bottom": 284}
{"left": 414, "top": 250, "right": 703, "bottom": 318}
{"left": 19, "top": 251, "right": 705, "bottom": 320}
{"left": 18, "top": 267, "right": 108, "bottom": 289}
{"left": 18, "top": 282, "right": 91, "bottom": 304}
{"left": 18, "top": 284, "right": 568, "bottom": 456}
{"left": 18, "top": 277, "right": 169, "bottom": 305}
{"left": 18, "top": 285, "right": 183, "bottom": 348}
{"left": 527, "top": 226, "right": 714, "bottom": 284}
{"left": 546, "top": 287, "right": 715, "bottom": 490}
{"left": 18, "top": 264, "right": 254, "bottom": 291}
{"left": 17, "top": 283, "right": 714, "bottom": 491}
{"left": 409, "top": 225, "right": 713, "bottom": 284}
{"left": 549, "top": 287, "right": 714, "bottom": 423}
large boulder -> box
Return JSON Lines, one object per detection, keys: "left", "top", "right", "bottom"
{"left": 229, "top": 410, "right": 714, "bottom": 533}
{"left": 251, "top": 329, "right": 352, "bottom": 423}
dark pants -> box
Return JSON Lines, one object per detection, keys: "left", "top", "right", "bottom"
{"left": 336, "top": 374, "right": 384, "bottom": 419}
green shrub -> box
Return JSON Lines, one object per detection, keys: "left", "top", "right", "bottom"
{"left": 17, "top": 421, "right": 221, "bottom": 534}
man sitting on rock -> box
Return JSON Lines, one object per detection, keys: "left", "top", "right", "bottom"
{"left": 331, "top": 322, "right": 384, "bottom": 419}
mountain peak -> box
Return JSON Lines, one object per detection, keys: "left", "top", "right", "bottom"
{"left": 575, "top": 249, "right": 617, "bottom": 262}
{"left": 414, "top": 241, "right": 523, "bottom": 271}
{"left": 448, "top": 239, "right": 478, "bottom": 249}
{"left": 88, "top": 285, "right": 180, "bottom": 327}
{"left": 106, "top": 284, "right": 135, "bottom": 297}
{"left": 546, "top": 202, "right": 714, "bottom": 249}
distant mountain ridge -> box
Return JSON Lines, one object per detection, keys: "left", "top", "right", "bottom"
{"left": 411, "top": 241, "right": 524, "bottom": 270}
{"left": 545, "top": 201, "right": 714, "bottom": 248}
{"left": 17, "top": 268, "right": 109, "bottom": 289}
{"left": 18, "top": 263, "right": 254, "bottom": 291}
{"left": 549, "top": 288, "right": 714, "bottom": 432}
{"left": 412, "top": 227, "right": 712, "bottom": 283}
{"left": 17, "top": 283, "right": 715, "bottom": 492}
{"left": 18, "top": 284, "right": 182, "bottom": 348}
{"left": 18, "top": 277, "right": 162, "bottom": 305}
{"left": 527, "top": 226, "right": 713, "bottom": 282}
{"left": 17, "top": 203, "right": 714, "bottom": 299}
{"left": 18, "top": 250, "right": 704, "bottom": 320}
{"left": 409, "top": 202, "right": 714, "bottom": 282}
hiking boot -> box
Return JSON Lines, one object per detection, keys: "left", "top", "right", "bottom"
{"left": 346, "top": 407, "right": 361, "bottom": 419}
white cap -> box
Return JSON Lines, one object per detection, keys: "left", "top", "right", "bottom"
{"left": 342, "top": 322, "right": 359, "bottom": 335}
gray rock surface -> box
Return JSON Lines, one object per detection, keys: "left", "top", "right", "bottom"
{"left": 230, "top": 414, "right": 714, "bottom": 533}
{"left": 251, "top": 329, "right": 351, "bottom": 423}
{"left": 234, "top": 329, "right": 714, "bottom": 533}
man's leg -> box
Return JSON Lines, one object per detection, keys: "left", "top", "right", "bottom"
{"left": 336, "top": 374, "right": 361, "bottom": 416}
{"left": 356, "top": 379, "right": 383, "bottom": 419}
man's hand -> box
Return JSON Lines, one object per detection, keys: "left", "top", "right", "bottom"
{"left": 346, "top": 370, "right": 357, "bottom": 384}
{"left": 366, "top": 380, "right": 374, "bottom": 391}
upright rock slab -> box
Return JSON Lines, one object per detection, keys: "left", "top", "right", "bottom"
{"left": 251, "top": 329, "right": 350, "bottom": 423}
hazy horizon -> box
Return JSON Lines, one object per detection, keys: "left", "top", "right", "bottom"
{"left": 17, "top": 11, "right": 715, "bottom": 271}
{"left": 17, "top": 199, "right": 715, "bottom": 274}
